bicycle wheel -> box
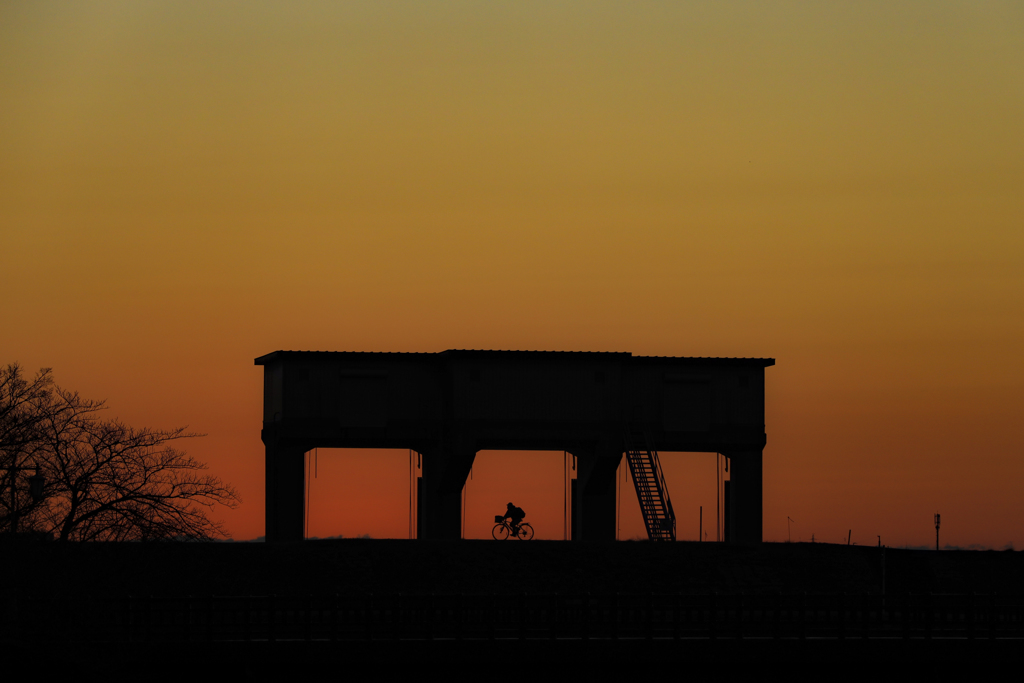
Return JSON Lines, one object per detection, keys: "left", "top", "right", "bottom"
{"left": 492, "top": 523, "right": 509, "bottom": 540}
{"left": 517, "top": 523, "right": 534, "bottom": 540}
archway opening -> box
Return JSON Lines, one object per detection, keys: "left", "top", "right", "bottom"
{"left": 303, "top": 448, "right": 416, "bottom": 539}
{"left": 616, "top": 452, "right": 724, "bottom": 542}
{"left": 462, "top": 450, "right": 572, "bottom": 540}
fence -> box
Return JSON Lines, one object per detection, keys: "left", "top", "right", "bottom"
{"left": 5, "top": 592, "right": 1024, "bottom": 644}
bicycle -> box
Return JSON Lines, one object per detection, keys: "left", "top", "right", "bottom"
{"left": 492, "top": 515, "right": 534, "bottom": 540}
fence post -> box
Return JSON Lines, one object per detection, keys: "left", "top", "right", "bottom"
{"left": 672, "top": 593, "right": 680, "bottom": 641}
{"left": 989, "top": 593, "right": 996, "bottom": 641}
{"left": 366, "top": 593, "right": 375, "bottom": 641}
{"left": 735, "top": 593, "right": 743, "bottom": 640}
{"left": 925, "top": 593, "right": 932, "bottom": 640}
{"left": 456, "top": 593, "right": 464, "bottom": 642}
{"left": 206, "top": 595, "right": 213, "bottom": 642}
{"left": 244, "top": 595, "right": 251, "bottom": 642}
{"left": 773, "top": 592, "right": 782, "bottom": 640}
{"left": 709, "top": 592, "right": 717, "bottom": 641}
{"left": 268, "top": 594, "right": 277, "bottom": 643}
{"left": 902, "top": 593, "right": 910, "bottom": 641}
{"left": 393, "top": 593, "right": 402, "bottom": 642}
{"left": 489, "top": 593, "right": 497, "bottom": 641}
{"left": 144, "top": 595, "right": 152, "bottom": 643}
{"left": 185, "top": 595, "right": 193, "bottom": 643}
{"left": 799, "top": 593, "right": 806, "bottom": 641}
{"left": 331, "top": 593, "right": 339, "bottom": 642}
{"left": 967, "top": 592, "right": 975, "bottom": 640}
{"left": 519, "top": 593, "right": 527, "bottom": 641}
{"left": 647, "top": 592, "right": 655, "bottom": 641}
{"left": 861, "top": 594, "right": 869, "bottom": 640}
{"left": 304, "top": 594, "right": 311, "bottom": 642}
{"left": 838, "top": 593, "right": 846, "bottom": 640}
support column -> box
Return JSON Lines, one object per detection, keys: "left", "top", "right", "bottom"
{"left": 571, "top": 447, "right": 622, "bottom": 541}
{"left": 726, "top": 450, "right": 762, "bottom": 543}
{"left": 263, "top": 430, "right": 306, "bottom": 543}
{"left": 418, "top": 447, "right": 476, "bottom": 540}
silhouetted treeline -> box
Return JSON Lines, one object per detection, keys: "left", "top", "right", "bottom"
{"left": 0, "top": 364, "right": 238, "bottom": 540}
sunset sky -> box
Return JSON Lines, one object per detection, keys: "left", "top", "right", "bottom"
{"left": 2, "top": 2, "right": 1022, "bottom": 547}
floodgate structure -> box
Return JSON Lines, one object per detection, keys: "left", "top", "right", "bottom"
{"left": 255, "top": 350, "right": 774, "bottom": 543}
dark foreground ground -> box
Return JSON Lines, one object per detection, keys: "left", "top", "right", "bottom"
{"left": 5, "top": 539, "right": 1024, "bottom": 668}
{"left": 3, "top": 537, "right": 1023, "bottom": 597}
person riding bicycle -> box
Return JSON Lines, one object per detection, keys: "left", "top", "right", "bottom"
{"left": 503, "top": 502, "right": 526, "bottom": 535}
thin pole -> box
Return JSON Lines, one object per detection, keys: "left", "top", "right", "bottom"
{"left": 462, "top": 467, "right": 471, "bottom": 539}
{"left": 415, "top": 451, "right": 421, "bottom": 539}
{"left": 616, "top": 458, "right": 622, "bottom": 540}
{"left": 415, "top": 452, "right": 421, "bottom": 539}
{"left": 405, "top": 448, "right": 409, "bottom": 540}
{"left": 716, "top": 453, "right": 721, "bottom": 542}
{"left": 571, "top": 454, "right": 576, "bottom": 541}
{"left": 304, "top": 450, "right": 311, "bottom": 539}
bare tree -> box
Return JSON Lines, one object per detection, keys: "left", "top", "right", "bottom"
{"left": 2, "top": 364, "right": 239, "bottom": 540}
{"left": 0, "top": 363, "right": 53, "bottom": 456}
{"left": 0, "top": 364, "right": 58, "bottom": 531}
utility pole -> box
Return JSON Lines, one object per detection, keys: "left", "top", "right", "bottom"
{"left": 934, "top": 513, "right": 941, "bottom": 551}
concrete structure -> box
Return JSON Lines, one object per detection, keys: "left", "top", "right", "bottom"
{"left": 256, "top": 350, "right": 774, "bottom": 543}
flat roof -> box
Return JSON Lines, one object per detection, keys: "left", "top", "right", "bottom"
{"left": 255, "top": 350, "right": 775, "bottom": 367}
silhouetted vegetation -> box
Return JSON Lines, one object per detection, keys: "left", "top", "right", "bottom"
{"left": 0, "top": 363, "right": 239, "bottom": 540}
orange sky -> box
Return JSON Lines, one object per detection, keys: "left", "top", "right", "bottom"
{"left": 2, "top": 2, "right": 1022, "bottom": 547}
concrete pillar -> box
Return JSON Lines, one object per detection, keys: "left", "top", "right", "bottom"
{"left": 571, "top": 448, "right": 622, "bottom": 541}
{"left": 726, "top": 450, "right": 762, "bottom": 543}
{"left": 263, "top": 432, "right": 306, "bottom": 543}
{"left": 418, "top": 447, "right": 476, "bottom": 540}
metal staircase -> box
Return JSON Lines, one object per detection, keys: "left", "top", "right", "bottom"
{"left": 624, "top": 427, "right": 676, "bottom": 541}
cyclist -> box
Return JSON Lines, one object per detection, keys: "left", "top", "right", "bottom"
{"left": 503, "top": 502, "right": 526, "bottom": 536}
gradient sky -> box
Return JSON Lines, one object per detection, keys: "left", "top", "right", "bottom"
{"left": 2, "top": 2, "right": 1022, "bottom": 547}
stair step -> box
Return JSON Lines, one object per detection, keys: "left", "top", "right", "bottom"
{"left": 624, "top": 431, "right": 676, "bottom": 542}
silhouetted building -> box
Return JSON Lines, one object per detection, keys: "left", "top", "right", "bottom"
{"left": 255, "top": 350, "right": 773, "bottom": 543}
